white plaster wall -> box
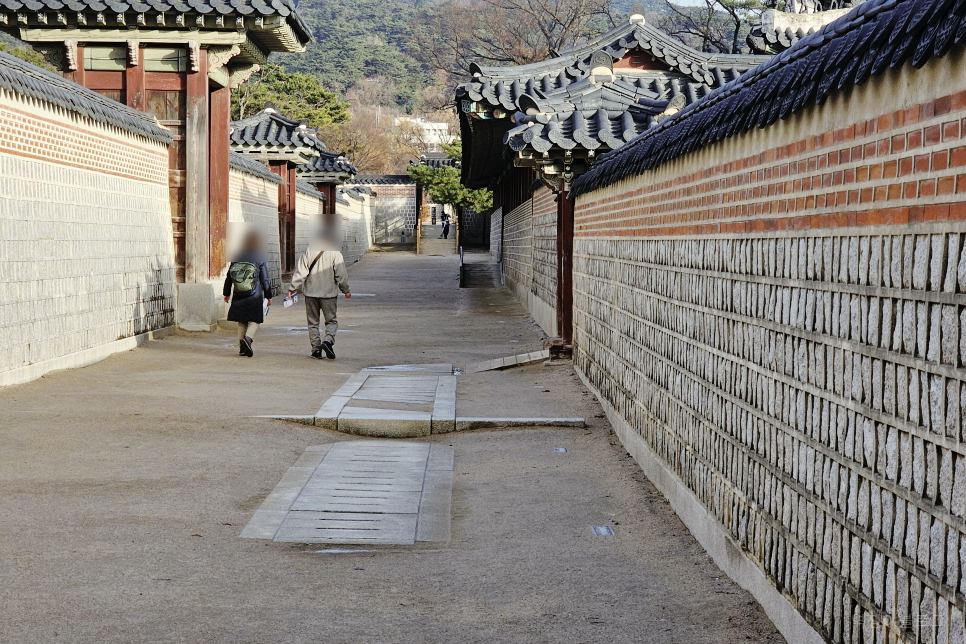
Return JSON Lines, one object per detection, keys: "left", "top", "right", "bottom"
{"left": 295, "top": 191, "right": 325, "bottom": 262}
{"left": 338, "top": 196, "right": 373, "bottom": 265}
{"left": 0, "top": 91, "right": 174, "bottom": 386}
{"left": 228, "top": 169, "right": 281, "bottom": 293}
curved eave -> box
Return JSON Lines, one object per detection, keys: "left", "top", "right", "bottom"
{"left": 459, "top": 109, "right": 515, "bottom": 189}
{"left": 230, "top": 145, "right": 319, "bottom": 165}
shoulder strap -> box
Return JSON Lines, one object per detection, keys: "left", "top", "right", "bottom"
{"left": 307, "top": 250, "right": 325, "bottom": 273}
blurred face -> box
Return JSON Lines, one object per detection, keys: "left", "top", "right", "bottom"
{"left": 313, "top": 216, "right": 339, "bottom": 249}
{"left": 244, "top": 230, "right": 262, "bottom": 252}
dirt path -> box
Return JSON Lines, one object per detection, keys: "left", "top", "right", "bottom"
{"left": 0, "top": 252, "right": 784, "bottom": 643}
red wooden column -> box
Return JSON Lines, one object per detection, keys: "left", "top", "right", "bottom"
{"left": 125, "top": 46, "right": 145, "bottom": 112}
{"left": 286, "top": 165, "right": 298, "bottom": 272}
{"left": 556, "top": 188, "right": 574, "bottom": 344}
{"left": 184, "top": 47, "right": 209, "bottom": 283}
{"left": 270, "top": 161, "right": 297, "bottom": 276}
{"left": 64, "top": 45, "right": 85, "bottom": 86}
{"left": 208, "top": 83, "right": 231, "bottom": 277}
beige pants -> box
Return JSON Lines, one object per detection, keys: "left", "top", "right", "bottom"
{"left": 237, "top": 321, "right": 259, "bottom": 340}
{"left": 305, "top": 296, "right": 338, "bottom": 350}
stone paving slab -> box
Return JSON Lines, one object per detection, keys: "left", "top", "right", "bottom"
{"left": 241, "top": 441, "right": 454, "bottom": 545}
{"left": 464, "top": 350, "right": 551, "bottom": 374}
{"left": 363, "top": 364, "right": 453, "bottom": 374}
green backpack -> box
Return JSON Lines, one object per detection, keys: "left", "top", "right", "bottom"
{"left": 228, "top": 261, "right": 258, "bottom": 294}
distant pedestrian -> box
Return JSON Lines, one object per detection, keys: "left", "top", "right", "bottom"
{"left": 289, "top": 239, "right": 351, "bottom": 360}
{"left": 223, "top": 229, "right": 272, "bottom": 357}
{"left": 442, "top": 219, "right": 451, "bottom": 239}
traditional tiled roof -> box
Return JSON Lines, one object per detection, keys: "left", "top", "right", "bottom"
{"left": 352, "top": 174, "right": 414, "bottom": 185}
{"left": 503, "top": 71, "right": 690, "bottom": 161}
{"left": 572, "top": 0, "right": 959, "bottom": 197}
{"left": 0, "top": 49, "right": 171, "bottom": 143}
{"left": 747, "top": 6, "right": 860, "bottom": 55}
{"left": 230, "top": 107, "right": 326, "bottom": 164}
{"left": 295, "top": 178, "right": 326, "bottom": 199}
{"left": 415, "top": 152, "right": 460, "bottom": 169}
{"left": 459, "top": 20, "right": 766, "bottom": 113}
{"left": 297, "top": 151, "right": 357, "bottom": 183}
{"left": 228, "top": 151, "right": 282, "bottom": 183}
{"left": 457, "top": 18, "right": 770, "bottom": 187}
{"left": 0, "top": 0, "right": 311, "bottom": 51}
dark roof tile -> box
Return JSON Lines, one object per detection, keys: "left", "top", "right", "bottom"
{"left": 296, "top": 178, "right": 326, "bottom": 199}
{"left": 572, "top": 0, "right": 956, "bottom": 197}
{"left": 0, "top": 49, "right": 171, "bottom": 143}
{"left": 352, "top": 174, "right": 413, "bottom": 185}
{"left": 228, "top": 151, "right": 282, "bottom": 183}
{"left": 230, "top": 107, "right": 326, "bottom": 163}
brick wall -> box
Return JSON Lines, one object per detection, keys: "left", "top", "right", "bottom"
{"left": 499, "top": 189, "right": 558, "bottom": 336}
{"left": 0, "top": 86, "right": 174, "bottom": 386}
{"left": 228, "top": 168, "right": 281, "bottom": 293}
{"left": 573, "top": 49, "right": 966, "bottom": 644}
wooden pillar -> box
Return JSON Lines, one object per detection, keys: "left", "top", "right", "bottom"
{"left": 287, "top": 165, "right": 297, "bottom": 272}
{"left": 125, "top": 46, "right": 145, "bottom": 112}
{"left": 208, "top": 83, "right": 231, "bottom": 277}
{"left": 184, "top": 47, "right": 209, "bottom": 283}
{"left": 64, "top": 45, "right": 85, "bottom": 86}
{"left": 556, "top": 188, "right": 574, "bottom": 344}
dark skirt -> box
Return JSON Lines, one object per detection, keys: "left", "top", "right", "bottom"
{"left": 227, "top": 291, "right": 264, "bottom": 324}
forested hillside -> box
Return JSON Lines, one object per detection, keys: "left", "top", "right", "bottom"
{"left": 280, "top": 0, "right": 672, "bottom": 112}
{"left": 282, "top": 0, "right": 437, "bottom": 111}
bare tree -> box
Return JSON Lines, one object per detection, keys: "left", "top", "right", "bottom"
{"left": 657, "top": 0, "right": 774, "bottom": 54}
{"left": 412, "top": 0, "right": 616, "bottom": 84}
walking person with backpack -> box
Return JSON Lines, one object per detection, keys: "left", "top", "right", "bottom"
{"left": 223, "top": 229, "right": 273, "bottom": 357}
{"left": 288, "top": 237, "right": 351, "bottom": 360}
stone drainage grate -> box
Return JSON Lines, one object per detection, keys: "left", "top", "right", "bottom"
{"left": 240, "top": 440, "right": 454, "bottom": 546}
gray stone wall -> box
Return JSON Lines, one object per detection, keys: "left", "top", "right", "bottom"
{"left": 499, "top": 194, "right": 557, "bottom": 336}
{"left": 370, "top": 186, "right": 417, "bottom": 245}
{"left": 574, "top": 229, "right": 966, "bottom": 643}
{"left": 502, "top": 200, "right": 534, "bottom": 291}
{"left": 571, "top": 44, "right": 966, "bottom": 644}
{"left": 490, "top": 207, "right": 503, "bottom": 263}
{"left": 459, "top": 207, "right": 489, "bottom": 247}
{"left": 531, "top": 187, "right": 558, "bottom": 312}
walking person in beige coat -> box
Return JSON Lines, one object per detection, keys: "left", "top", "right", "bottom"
{"left": 288, "top": 242, "right": 351, "bottom": 359}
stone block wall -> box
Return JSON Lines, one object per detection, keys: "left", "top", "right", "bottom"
{"left": 370, "top": 184, "right": 417, "bottom": 244}
{"left": 490, "top": 206, "right": 503, "bottom": 263}
{"left": 573, "top": 49, "right": 966, "bottom": 644}
{"left": 228, "top": 168, "right": 281, "bottom": 293}
{"left": 459, "top": 207, "right": 489, "bottom": 247}
{"left": 499, "top": 189, "right": 558, "bottom": 336}
{"left": 502, "top": 200, "right": 534, "bottom": 293}
{"left": 0, "top": 83, "right": 174, "bottom": 386}
{"left": 531, "top": 187, "right": 558, "bottom": 314}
